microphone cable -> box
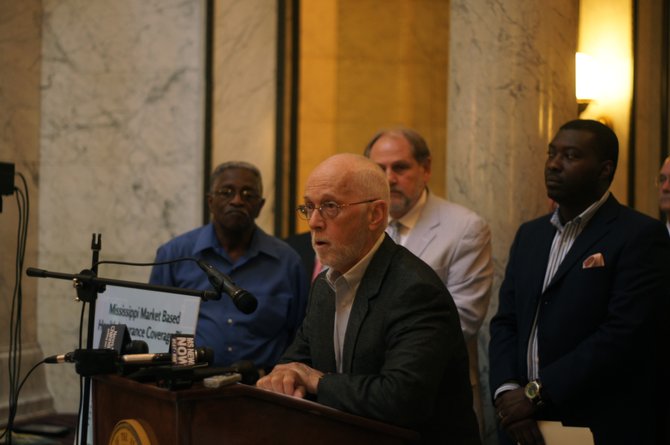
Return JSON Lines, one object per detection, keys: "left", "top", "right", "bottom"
{"left": 2, "top": 172, "right": 29, "bottom": 445}
{"left": 93, "top": 257, "right": 201, "bottom": 268}
{"left": 0, "top": 359, "right": 44, "bottom": 444}
{"left": 0, "top": 358, "right": 46, "bottom": 444}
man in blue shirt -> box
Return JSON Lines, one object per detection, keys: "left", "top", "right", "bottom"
{"left": 149, "top": 161, "right": 309, "bottom": 370}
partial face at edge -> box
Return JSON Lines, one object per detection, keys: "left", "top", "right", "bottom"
{"left": 659, "top": 158, "right": 670, "bottom": 214}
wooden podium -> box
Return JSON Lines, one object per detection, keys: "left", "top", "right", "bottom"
{"left": 92, "top": 374, "right": 420, "bottom": 445}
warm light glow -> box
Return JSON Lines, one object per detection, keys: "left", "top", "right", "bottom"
{"left": 578, "top": 0, "right": 633, "bottom": 202}
{"left": 594, "top": 54, "right": 631, "bottom": 102}
{"left": 576, "top": 52, "right": 598, "bottom": 102}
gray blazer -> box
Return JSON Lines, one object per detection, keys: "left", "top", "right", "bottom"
{"left": 402, "top": 192, "right": 492, "bottom": 340}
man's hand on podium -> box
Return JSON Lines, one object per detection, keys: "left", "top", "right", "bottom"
{"left": 256, "top": 362, "right": 324, "bottom": 398}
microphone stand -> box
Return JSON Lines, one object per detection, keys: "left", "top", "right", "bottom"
{"left": 25, "top": 268, "right": 221, "bottom": 300}
{"left": 79, "top": 234, "right": 100, "bottom": 445}
{"left": 25, "top": 235, "right": 218, "bottom": 445}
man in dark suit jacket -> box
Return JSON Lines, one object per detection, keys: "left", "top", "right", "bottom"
{"left": 257, "top": 153, "right": 481, "bottom": 444}
{"left": 489, "top": 119, "right": 670, "bottom": 445}
{"left": 284, "top": 231, "right": 318, "bottom": 280}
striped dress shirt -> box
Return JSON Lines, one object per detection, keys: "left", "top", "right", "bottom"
{"left": 494, "top": 191, "right": 610, "bottom": 398}
{"left": 527, "top": 191, "right": 610, "bottom": 380}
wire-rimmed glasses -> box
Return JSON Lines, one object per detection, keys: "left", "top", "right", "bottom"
{"left": 296, "top": 198, "right": 378, "bottom": 220}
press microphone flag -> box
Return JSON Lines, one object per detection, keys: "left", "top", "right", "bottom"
{"left": 170, "top": 334, "right": 214, "bottom": 366}
{"left": 99, "top": 323, "right": 128, "bottom": 351}
{"left": 99, "top": 323, "right": 148, "bottom": 355}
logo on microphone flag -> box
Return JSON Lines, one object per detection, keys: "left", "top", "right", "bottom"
{"left": 170, "top": 334, "right": 196, "bottom": 366}
{"left": 99, "top": 323, "right": 130, "bottom": 352}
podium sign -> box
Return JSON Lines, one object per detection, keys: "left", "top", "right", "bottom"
{"left": 93, "top": 285, "right": 200, "bottom": 352}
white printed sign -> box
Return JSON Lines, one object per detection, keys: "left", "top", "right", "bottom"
{"left": 92, "top": 285, "right": 201, "bottom": 353}
{"left": 87, "top": 286, "right": 201, "bottom": 444}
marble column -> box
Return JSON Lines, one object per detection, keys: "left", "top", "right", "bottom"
{"left": 448, "top": 0, "right": 579, "bottom": 442}
{"left": 211, "top": 0, "right": 278, "bottom": 232}
{"left": 0, "top": 0, "right": 53, "bottom": 421}
{"left": 39, "top": 0, "right": 205, "bottom": 412}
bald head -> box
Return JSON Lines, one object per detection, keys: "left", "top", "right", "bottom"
{"left": 304, "top": 153, "right": 390, "bottom": 273}
{"left": 308, "top": 153, "right": 390, "bottom": 208}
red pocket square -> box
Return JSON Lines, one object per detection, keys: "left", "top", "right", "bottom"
{"left": 582, "top": 253, "right": 605, "bottom": 269}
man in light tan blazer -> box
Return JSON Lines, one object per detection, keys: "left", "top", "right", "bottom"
{"left": 364, "top": 127, "right": 493, "bottom": 434}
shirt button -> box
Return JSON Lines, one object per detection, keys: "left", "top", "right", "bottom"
{"left": 227, "top": 346, "right": 233, "bottom": 352}
{"left": 227, "top": 318, "right": 233, "bottom": 325}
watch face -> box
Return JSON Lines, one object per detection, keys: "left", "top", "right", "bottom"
{"left": 525, "top": 381, "right": 540, "bottom": 399}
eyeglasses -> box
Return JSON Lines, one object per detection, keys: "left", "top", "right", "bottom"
{"left": 296, "top": 198, "right": 379, "bottom": 220}
{"left": 656, "top": 174, "right": 670, "bottom": 187}
{"left": 211, "top": 186, "right": 261, "bottom": 202}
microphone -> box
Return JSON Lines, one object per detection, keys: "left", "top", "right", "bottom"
{"left": 44, "top": 351, "right": 76, "bottom": 364}
{"left": 196, "top": 260, "right": 258, "bottom": 314}
{"left": 119, "top": 347, "right": 213, "bottom": 366}
{"left": 44, "top": 349, "right": 119, "bottom": 376}
{"left": 44, "top": 349, "right": 117, "bottom": 364}
{"left": 45, "top": 346, "right": 214, "bottom": 372}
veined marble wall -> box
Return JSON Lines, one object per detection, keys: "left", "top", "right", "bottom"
{"left": 39, "top": 0, "right": 205, "bottom": 412}
{"left": 212, "top": 0, "right": 277, "bottom": 233}
{"left": 0, "top": 0, "right": 279, "bottom": 417}
{"left": 0, "top": 0, "right": 53, "bottom": 421}
{"left": 448, "top": 0, "right": 579, "bottom": 442}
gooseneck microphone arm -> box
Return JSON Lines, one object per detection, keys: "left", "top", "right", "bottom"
{"left": 25, "top": 267, "right": 220, "bottom": 301}
{"left": 195, "top": 260, "right": 258, "bottom": 314}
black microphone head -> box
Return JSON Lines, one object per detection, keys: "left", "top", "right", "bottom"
{"left": 123, "top": 340, "right": 149, "bottom": 355}
{"left": 229, "top": 360, "right": 260, "bottom": 385}
{"left": 26, "top": 267, "right": 47, "bottom": 277}
{"left": 196, "top": 346, "right": 215, "bottom": 364}
{"left": 73, "top": 349, "right": 119, "bottom": 376}
{"left": 233, "top": 290, "right": 258, "bottom": 314}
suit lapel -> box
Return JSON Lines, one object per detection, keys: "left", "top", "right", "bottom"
{"left": 340, "top": 236, "right": 395, "bottom": 372}
{"left": 311, "top": 277, "right": 337, "bottom": 371}
{"left": 529, "top": 218, "right": 557, "bottom": 299}
{"left": 544, "top": 195, "right": 619, "bottom": 292}
{"left": 404, "top": 194, "right": 439, "bottom": 257}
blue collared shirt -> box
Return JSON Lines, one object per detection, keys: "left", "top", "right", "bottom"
{"left": 149, "top": 223, "right": 309, "bottom": 368}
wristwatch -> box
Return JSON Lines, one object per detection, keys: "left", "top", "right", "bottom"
{"left": 524, "top": 380, "right": 544, "bottom": 406}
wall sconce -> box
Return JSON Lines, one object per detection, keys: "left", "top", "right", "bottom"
{"left": 576, "top": 52, "right": 597, "bottom": 115}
